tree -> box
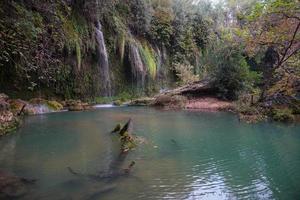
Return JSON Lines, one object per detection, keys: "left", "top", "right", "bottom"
{"left": 149, "top": 3, "right": 174, "bottom": 46}
{"left": 128, "top": 0, "right": 153, "bottom": 36}
{"left": 239, "top": 0, "right": 300, "bottom": 100}
{"left": 210, "top": 45, "right": 261, "bottom": 100}
{"left": 244, "top": 0, "right": 300, "bottom": 70}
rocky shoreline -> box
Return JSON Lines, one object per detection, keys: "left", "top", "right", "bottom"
{"left": 1, "top": 81, "right": 299, "bottom": 135}
{"left": 0, "top": 94, "right": 95, "bottom": 136}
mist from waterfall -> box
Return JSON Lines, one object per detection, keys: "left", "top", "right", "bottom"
{"left": 95, "top": 22, "right": 112, "bottom": 97}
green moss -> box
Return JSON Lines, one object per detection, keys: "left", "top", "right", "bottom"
{"left": 117, "top": 34, "right": 126, "bottom": 64}
{"left": 46, "top": 101, "right": 63, "bottom": 111}
{"left": 75, "top": 40, "right": 81, "bottom": 70}
{"left": 139, "top": 41, "right": 157, "bottom": 79}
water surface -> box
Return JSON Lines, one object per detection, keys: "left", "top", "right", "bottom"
{"left": 0, "top": 107, "right": 300, "bottom": 199}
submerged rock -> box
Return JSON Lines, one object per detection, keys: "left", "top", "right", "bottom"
{"left": 0, "top": 170, "right": 36, "bottom": 199}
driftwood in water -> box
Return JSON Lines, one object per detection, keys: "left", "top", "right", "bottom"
{"left": 110, "top": 123, "right": 121, "bottom": 134}
{"left": 67, "top": 161, "right": 136, "bottom": 182}
{"left": 110, "top": 119, "right": 136, "bottom": 152}
{"left": 110, "top": 119, "right": 133, "bottom": 137}
{"left": 118, "top": 119, "right": 132, "bottom": 136}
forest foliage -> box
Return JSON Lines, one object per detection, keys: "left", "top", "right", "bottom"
{"left": 0, "top": 0, "right": 299, "bottom": 106}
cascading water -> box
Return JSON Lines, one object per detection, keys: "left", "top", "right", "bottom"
{"left": 95, "top": 22, "right": 112, "bottom": 97}
{"left": 128, "top": 41, "right": 146, "bottom": 90}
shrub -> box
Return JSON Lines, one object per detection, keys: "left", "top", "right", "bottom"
{"left": 174, "top": 63, "right": 199, "bottom": 85}
{"left": 271, "top": 108, "right": 295, "bottom": 122}
{"left": 210, "top": 45, "right": 261, "bottom": 100}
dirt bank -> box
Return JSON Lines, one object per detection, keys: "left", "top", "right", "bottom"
{"left": 185, "top": 97, "right": 233, "bottom": 111}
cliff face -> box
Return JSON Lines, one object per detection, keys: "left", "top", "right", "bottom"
{"left": 0, "top": 0, "right": 209, "bottom": 100}
{"left": 0, "top": 0, "right": 178, "bottom": 99}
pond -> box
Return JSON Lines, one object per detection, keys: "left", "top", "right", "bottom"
{"left": 0, "top": 107, "right": 300, "bottom": 199}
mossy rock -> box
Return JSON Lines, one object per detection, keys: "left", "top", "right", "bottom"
{"left": 271, "top": 108, "right": 295, "bottom": 122}
{"left": 65, "top": 99, "right": 82, "bottom": 107}
{"left": 81, "top": 103, "right": 93, "bottom": 110}
{"left": 8, "top": 99, "right": 28, "bottom": 115}
{"left": 0, "top": 111, "right": 20, "bottom": 136}
{"left": 46, "top": 101, "right": 63, "bottom": 111}
{"left": 129, "top": 97, "right": 155, "bottom": 106}
{"left": 113, "top": 100, "right": 123, "bottom": 106}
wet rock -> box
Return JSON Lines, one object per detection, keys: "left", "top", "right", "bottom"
{"left": 129, "top": 97, "right": 155, "bottom": 106}
{"left": 8, "top": 99, "right": 27, "bottom": 115}
{"left": 46, "top": 101, "right": 63, "bottom": 111}
{"left": 113, "top": 100, "right": 122, "bottom": 106}
{"left": 82, "top": 102, "right": 93, "bottom": 110}
{"left": 0, "top": 110, "right": 20, "bottom": 136}
{"left": 66, "top": 100, "right": 92, "bottom": 111}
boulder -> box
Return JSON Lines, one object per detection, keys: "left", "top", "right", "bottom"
{"left": 0, "top": 111, "right": 19, "bottom": 136}
{"left": 68, "top": 104, "right": 84, "bottom": 111}
{"left": 7, "top": 99, "right": 28, "bottom": 115}
{"left": 66, "top": 99, "right": 92, "bottom": 111}
{"left": 46, "top": 101, "right": 63, "bottom": 111}
{"left": 113, "top": 100, "right": 122, "bottom": 106}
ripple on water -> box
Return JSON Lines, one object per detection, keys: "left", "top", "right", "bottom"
{"left": 0, "top": 107, "right": 300, "bottom": 200}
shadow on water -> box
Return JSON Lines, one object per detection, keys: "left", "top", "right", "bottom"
{"left": 28, "top": 152, "right": 140, "bottom": 200}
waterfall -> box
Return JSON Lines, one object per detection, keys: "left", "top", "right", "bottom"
{"left": 128, "top": 41, "right": 146, "bottom": 89}
{"left": 95, "top": 22, "right": 112, "bottom": 97}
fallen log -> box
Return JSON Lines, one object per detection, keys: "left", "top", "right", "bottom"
{"left": 118, "top": 119, "right": 132, "bottom": 136}
{"left": 158, "top": 80, "right": 216, "bottom": 97}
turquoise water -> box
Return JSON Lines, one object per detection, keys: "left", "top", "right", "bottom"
{"left": 0, "top": 107, "right": 300, "bottom": 199}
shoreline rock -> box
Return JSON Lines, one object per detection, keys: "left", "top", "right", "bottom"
{"left": 0, "top": 94, "right": 21, "bottom": 136}
{"left": 66, "top": 100, "right": 93, "bottom": 111}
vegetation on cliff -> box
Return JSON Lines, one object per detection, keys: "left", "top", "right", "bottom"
{"left": 0, "top": 0, "right": 299, "bottom": 123}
